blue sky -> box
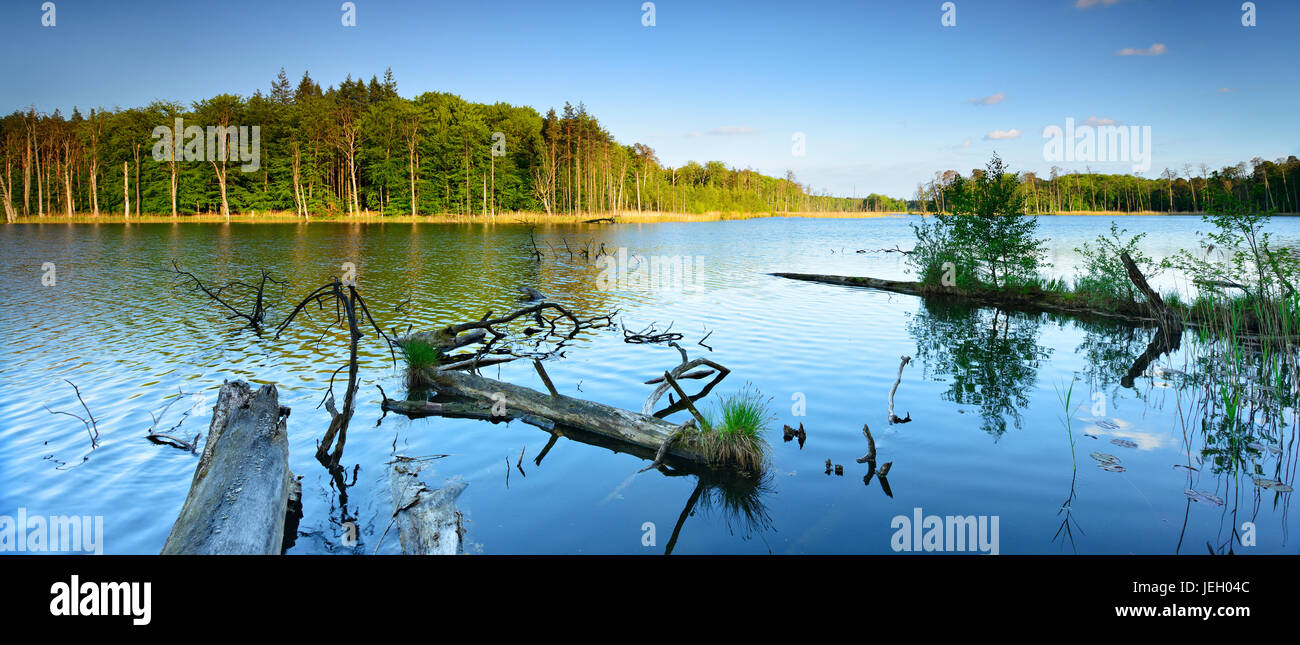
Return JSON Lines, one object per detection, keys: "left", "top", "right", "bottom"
{"left": 2, "top": 0, "right": 1296, "bottom": 197}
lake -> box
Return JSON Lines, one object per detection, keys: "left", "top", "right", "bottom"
{"left": 2, "top": 214, "right": 1297, "bottom": 554}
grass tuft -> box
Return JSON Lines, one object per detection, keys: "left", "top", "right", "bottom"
{"left": 398, "top": 338, "right": 441, "bottom": 373}
{"left": 692, "top": 384, "right": 774, "bottom": 473}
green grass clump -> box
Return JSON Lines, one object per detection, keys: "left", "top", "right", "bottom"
{"left": 398, "top": 338, "right": 441, "bottom": 372}
{"left": 695, "top": 385, "right": 774, "bottom": 472}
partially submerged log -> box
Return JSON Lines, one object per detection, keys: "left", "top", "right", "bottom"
{"left": 401, "top": 368, "right": 718, "bottom": 465}
{"left": 162, "top": 380, "right": 297, "bottom": 555}
{"left": 1119, "top": 251, "right": 1184, "bottom": 389}
{"left": 771, "top": 272, "right": 1162, "bottom": 325}
{"left": 1121, "top": 252, "right": 1183, "bottom": 333}
{"left": 387, "top": 459, "right": 467, "bottom": 555}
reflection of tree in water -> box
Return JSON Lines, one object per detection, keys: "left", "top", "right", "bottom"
{"left": 908, "top": 301, "right": 1051, "bottom": 436}
{"left": 1159, "top": 334, "right": 1298, "bottom": 553}
{"left": 1071, "top": 319, "right": 1152, "bottom": 393}
{"left": 663, "top": 469, "right": 773, "bottom": 555}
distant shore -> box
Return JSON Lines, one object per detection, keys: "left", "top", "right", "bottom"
{"left": 5, "top": 209, "right": 1295, "bottom": 225}
{"left": 3, "top": 210, "right": 902, "bottom": 224}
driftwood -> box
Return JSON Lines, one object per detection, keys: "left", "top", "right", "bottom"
{"left": 887, "top": 356, "right": 912, "bottom": 424}
{"left": 169, "top": 261, "right": 284, "bottom": 333}
{"left": 386, "top": 459, "right": 466, "bottom": 555}
{"left": 1119, "top": 252, "right": 1185, "bottom": 389}
{"left": 392, "top": 368, "right": 719, "bottom": 465}
{"left": 642, "top": 342, "right": 731, "bottom": 417}
{"left": 517, "top": 286, "right": 547, "bottom": 302}
{"left": 43, "top": 379, "right": 100, "bottom": 450}
{"left": 771, "top": 272, "right": 1165, "bottom": 325}
{"left": 638, "top": 419, "right": 695, "bottom": 473}
{"left": 644, "top": 369, "right": 715, "bottom": 384}
{"left": 856, "top": 423, "right": 877, "bottom": 463}
{"left": 782, "top": 423, "right": 806, "bottom": 447}
{"left": 1120, "top": 252, "right": 1182, "bottom": 332}
{"left": 161, "top": 380, "right": 297, "bottom": 555}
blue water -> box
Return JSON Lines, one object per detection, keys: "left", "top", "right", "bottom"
{"left": 1, "top": 215, "right": 1296, "bottom": 554}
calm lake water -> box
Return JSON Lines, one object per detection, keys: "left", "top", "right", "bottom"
{"left": 2, "top": 215, "right": 1297, "bottom": 554}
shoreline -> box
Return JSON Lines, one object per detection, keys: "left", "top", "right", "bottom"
{"left": 2, "top": 210, "right": 901, "bottom": 225}
{"left": 5, "top": 209, "right": 1296, "bottom": 225}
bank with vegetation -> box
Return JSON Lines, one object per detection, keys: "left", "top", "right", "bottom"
{"left": 0, "top": 68, "right": 896, "bottom": 222}
{"left": 783, "top": 154, "right": 1300, "bottom": 345}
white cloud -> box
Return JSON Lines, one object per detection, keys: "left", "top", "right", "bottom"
{"left": 1083, "top": 116, "right": 1117, "bottom": 126}
{"left": 683, "top": 131, "right": 702, "bottom": 138}
{"left": 1117, "top": 43, "right": 1166, "bottom": 56}
{"left": 1216, "top": 87, "right": 1239, "bottom": 93}
{"left": 984, "top": 129, "right": 1021, "bottom": 140}
{"left": 966, "top": 92, "right": 1006, "bottom": 106}
{"left": 961, "top": 138, "right": 972, "bottom": 148}
{"left": 1075, "top": 0, "right": 1120, "bottom": 8}
{"left": 708, "top": 126, "right": 759, "bottom": 135}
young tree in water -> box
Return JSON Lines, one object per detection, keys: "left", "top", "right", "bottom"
{"left": 915, "top": 153, "right": 1046, "bottom": 289}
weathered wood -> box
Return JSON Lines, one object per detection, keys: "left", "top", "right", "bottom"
{"left": 533, "top": 359, "right": 560, "bottom": 397}
{"left": 436, "top": 355, "right": 516, "bottom": 372}
{"left": 388, "top": 459, "right": 467, "bottom": 555}
{"left": 410, "top": 368, "right": 716, "bottom": 464}
{"left": 887, "top": 356, "right": 912, "bottom": 424}
{"left": 642, "top": 357, "right": 731, "bottom": 416}
{"left": 856, "top": 423, "right": 877, "bottom": 463}
{"left": 162, "top": 380, "right": 295, "bottom": 555}
{"left": 517, "top": 286, "right": 547, "bottom": 302}
{"left": 771, "top": 272, "right": 1162, "bottom": 324}
{"left": 1120, "top": 252, "right": 1183, "bottom": 332}
{"left": 663, "top": 371, "right": 711, "bottom": 432}
{"left": 398, "top": 327, "right": 487, "bottom": 351}
{"left": 644, "top": 369, "right": 715, "bottom": 384}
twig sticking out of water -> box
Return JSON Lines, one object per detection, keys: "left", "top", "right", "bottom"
{"left": 623, "top": 320, "right": 684, "bottom": 344}
{"left": 638, "top": 420, "right": 695, "bottom": 474}
{"left": 145, "top": 387, "right": 200, "bottom": 452}
{"left": 856, "top": 423, "right": 876, "bottom": 463}
{"left": 43, "top": 379, "right": 100, "bottom": 449}
{"left": 168, "top": 261, "right": 284, "bottom": 333}
{"left": 888, "top": 356, "right": 913, "bottom": 424}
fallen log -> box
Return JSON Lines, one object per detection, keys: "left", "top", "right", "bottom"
{"left": 1119, "top": 251, "right": 1184, "bottom": 389}
{"left": 771, "top": 272, "right": 1162, "bottom": 325}
{"left": 403, "top": 368, "right": 718, "bottom": 465}
{"left": 386, "top": 459, "right": 467, "bottom": 555}
{"left": 1120, "top": 252, "right": 1183, "bottom": 333}
{"left": 397, "top": 328, "right": 487, "bottom": 352}
{"left": 162, "top": 380, "right": 297, "bottom": 555}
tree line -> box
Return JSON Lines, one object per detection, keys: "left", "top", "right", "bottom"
{"left": 915, "top": 157, "right": 1300, "bottom": 215}
{"left": 0, "top": 68, "right": 888, "bottom": 221}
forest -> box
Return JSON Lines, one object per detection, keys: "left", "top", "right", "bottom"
{"left": 3, "top": 67, "right": 1292, "bottom": 222}
{"left": 0, "top": 68, "right": 885, "bottom": 221}
{"left": 917, "top": 156, "right": 1300, "bottom": 215}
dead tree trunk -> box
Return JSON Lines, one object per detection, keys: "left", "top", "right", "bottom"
{"left": 162, "top": 380, "right": 298, "bottom": 555}
{"left": 1120, "top": 252, "right": 1182, "bottom": 332}
{"left": 387, "top": 458, "right": 466, "bottom": 555}
{"left": 1120, "top": 252, "right": 1184, "bottom": 388}
{"left": 400, "top": 368, "right": 718, "bottom": 465}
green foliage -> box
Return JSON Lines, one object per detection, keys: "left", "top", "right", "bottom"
{"left": 696, "top": 385, "right": 773, "bottom": 471}
{"left": 1072, "top": 221, "right": 1158, "bottom": 303}
{"left": 916, "top": 157, "right": 1300, "bottom": 215}
{"left": 398, "top": 338, "right": 440, "bottom": 372}
{"left": 909, "top": 153, "right": 1048, "bottom": 289}
{"left": 1164, "top": 189, "right": 1299, "bottom": 336}
{"left": 0, "top": 70, "right": 877, "bottom": 218}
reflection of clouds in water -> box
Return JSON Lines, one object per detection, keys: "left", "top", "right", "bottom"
{"left": 1077, "top": 415, "right": 1169, "bottom": 450}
